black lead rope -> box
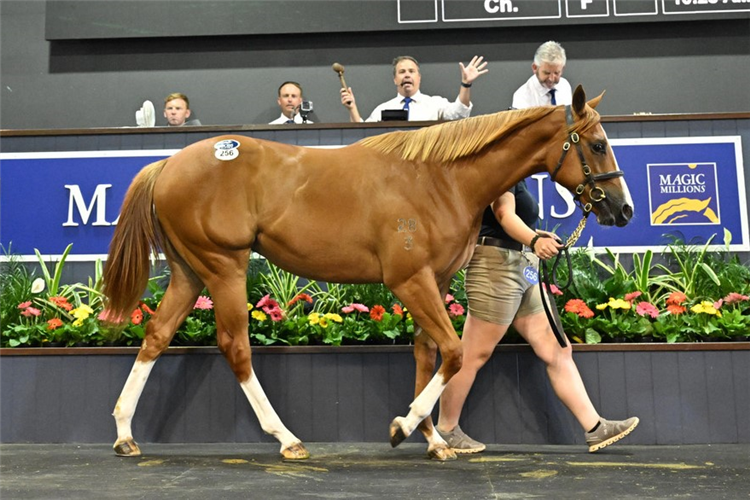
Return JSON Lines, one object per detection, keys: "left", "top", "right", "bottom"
{"left": 538, "top": 243, "right": 574, "bottom": 348}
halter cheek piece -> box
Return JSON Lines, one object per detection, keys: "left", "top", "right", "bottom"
{"left": 549, "top": 105, "right": 624, "bottom": 217}
{"left": 539, "top": 105, "right": 625, "bottom": 348}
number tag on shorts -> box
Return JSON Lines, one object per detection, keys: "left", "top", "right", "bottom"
{"left": 523, "top": 266, "right": 539, "bottom": 285}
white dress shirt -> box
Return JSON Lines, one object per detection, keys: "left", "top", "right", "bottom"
{"left": 512, "top": 75, "right": 572, "bottom": 109}
{"left": 269, "top": 113, "right": 313, "bottom": 125}
{"left": 364, "top": 91, "right": 472, "bottom": 122}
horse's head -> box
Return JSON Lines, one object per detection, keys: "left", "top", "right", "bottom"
{"left": 548, "top": 85, "right": 633, "bottom": 227}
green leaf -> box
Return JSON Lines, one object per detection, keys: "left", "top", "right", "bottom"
{"left": 584, "top": 328, "right": 601, "bottom": 345}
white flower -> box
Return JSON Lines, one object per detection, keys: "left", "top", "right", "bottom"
{"left": 31, "top": 278, "right": 46, "bottom": 294}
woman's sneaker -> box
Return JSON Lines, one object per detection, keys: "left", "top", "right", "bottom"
{"left": 436, "top": 425, "right": 486, "bottom": 454}
{"left": 585, "top": 417, "right": 639, "bottom": 452}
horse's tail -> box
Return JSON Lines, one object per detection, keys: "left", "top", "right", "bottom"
{"left": 101, "top": 159, "right": 167, "bottom": 323}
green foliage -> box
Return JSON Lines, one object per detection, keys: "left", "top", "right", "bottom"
{"left": 2, "top": 234, "right": 748, "bottom": 348}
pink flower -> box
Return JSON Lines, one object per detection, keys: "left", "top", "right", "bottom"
{"left": 256, "top": 295, "right": 281, "bottom": 314}
{"left": 269, "top": 308, "right": 283, "bottom": 322}
{"left": 713, "top": 299, "right": 723, "bottom": 310}
{"left": 445, "top": 294, "right": 455, "bottom": 304}
{"left": 194, "top": 295, "right": 214, "bottom": 310}
{"left": 21, "top": 307, "right": 41, "bottom": 317}
{"left": 625, "top": 291, "right": 642, "bottom": 303}
{"left": 636, "top": 302, "right": 659, "bottom": 319}
{"left": 542, "top": 283, "right": 563, "bottom": 296}
{"left": 18, "top": 301, "right": 32, "bottom": 310}
{"left": 723, "top": 292, "right": 749, "bottom": 304}
{"left": 448, "top": 303, "right": 465, "bottom": 318}
{"left": 342, "top": 303, "right": 369, "bottom": 314}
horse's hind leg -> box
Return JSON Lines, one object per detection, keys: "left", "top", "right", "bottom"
{"left": 206, "top": 256, "right": 308, "bottom": 460}
{"left": 113, "top": 259, "right": 203, "bottom": 456}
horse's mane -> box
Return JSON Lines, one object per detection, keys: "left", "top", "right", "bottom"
{"left": 358, "top": 104, "right": 600, "bottom": 164}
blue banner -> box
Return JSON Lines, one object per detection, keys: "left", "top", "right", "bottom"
{"left": 1, "top": 137, "right": 747, "bottom": 261}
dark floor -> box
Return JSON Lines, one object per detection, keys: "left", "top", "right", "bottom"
{"left": 1, "top": 442, "right": 749, "bottom": 500}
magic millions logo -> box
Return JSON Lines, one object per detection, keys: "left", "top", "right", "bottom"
{"left": 647, "top": 163, "right": 720, "bottom": 226}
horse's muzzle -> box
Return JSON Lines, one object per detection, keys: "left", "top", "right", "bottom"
{"left": 596, "top": 199, "right": 633, "bottom": 227}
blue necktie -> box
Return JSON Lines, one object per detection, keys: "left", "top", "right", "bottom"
{"left": 402, "top": 97, "right": 413, "bottom": 114}
{"left": 285, "top": 118, "right": 294, "bottom": 124}
{"left": 549, "top": 89, "right": 557, "bottom": 105}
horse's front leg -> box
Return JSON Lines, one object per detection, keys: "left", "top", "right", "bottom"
{"left": 113, "top": 261, "right": 202, "bottom": 456}
{"left": 388, "top": 269, "right": 463, "bottom": 451}
{"left": 209, "top": 268, "right": 308, "bottom": 460}
{"left": 413, "top": 328, "right": 457, "bottom": 461}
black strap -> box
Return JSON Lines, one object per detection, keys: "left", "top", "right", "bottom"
{"left": 537, "top": 240, "right": 573, "bottom": 348}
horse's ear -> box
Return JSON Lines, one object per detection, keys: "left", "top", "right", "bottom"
{"left": 572, "top": 85, "right": 586, "bottom": 116}
{"left": 587, "top": 91, "right": 605, "bottom": 109}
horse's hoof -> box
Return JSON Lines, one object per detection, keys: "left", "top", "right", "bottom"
{"left": 428, "top": 445, "right": 457, "bottom": 461}
{"left": 281, "top": 442, "right": 310, "bottom": 460}
{"left": 113, "top": 438, "right": 141, "bottom": 457}
{"left": 389, "top": 417, "right": 409, "bottom": 448}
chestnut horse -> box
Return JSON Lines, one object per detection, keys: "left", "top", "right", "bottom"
{"left": 102, "top": 86, "right": 632, "bottom": 461}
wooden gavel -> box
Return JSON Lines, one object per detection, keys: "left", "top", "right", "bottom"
{"left": 332, "top": 62, "right": 352, "bottom": 105}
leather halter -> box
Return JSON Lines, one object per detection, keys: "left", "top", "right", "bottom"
{"left": 539, "top": 105, "right": 625, "bottom": 348}
{"left": 550, "top": 105, "right": 624, "bottom": 217}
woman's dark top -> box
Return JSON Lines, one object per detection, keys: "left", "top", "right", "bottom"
{"left": 478, "top": 181, "right": 539, "bottom": 241}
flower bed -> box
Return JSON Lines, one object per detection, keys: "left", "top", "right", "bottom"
{"left": 2, "top": 234, "right": 749, "bottom": 348}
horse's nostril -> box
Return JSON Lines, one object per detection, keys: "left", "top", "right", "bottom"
{"left": 623, "top": 204, "right": 633, "bottom": 220}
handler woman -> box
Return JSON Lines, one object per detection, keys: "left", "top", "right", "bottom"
{"left": 436, "top": 180, "right": 639, "bottom": 453}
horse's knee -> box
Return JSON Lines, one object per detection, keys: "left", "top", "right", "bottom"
{"left": 440, "top": 341, "right": 463, "bottom": 379}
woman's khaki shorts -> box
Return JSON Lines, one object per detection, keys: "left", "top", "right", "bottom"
{"left": 465, "top": 244, "right": 544, "bottom": 326}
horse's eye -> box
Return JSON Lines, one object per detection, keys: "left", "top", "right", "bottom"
{"left": 592, "top": 142, "right": 607, "bottom": 154}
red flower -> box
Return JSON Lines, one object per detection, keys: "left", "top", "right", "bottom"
{"left": 624, "top": 291, "right": 642, "bottom": 303}
{"left": 564, "top": 299, "right": 594, "bottom": 319}
{"left": 139, "top": 301, "right": 156, "bottom": 315}
{"left": 256, "top": 294, "right": 280, "bottom": 314}
{"left": 131, "top": 308, "right": 143, "bottom": 325}
{"left": 392, "top": 304, "right": 404, "bottom": 316}
{"left": 666, "top": 291, "right": 687, "bottom": 306}
{"left": 667, "top": 304, "right": 686, "bottom": 315}
{"left": 47, "top": 318, "right": 64, "bottom": 330}
{"left": 288, "top": 293, "right": 313, "bottom": 306}
{"left": 50, "top": 296, "right": 73, "bottom": 311}
{"left": 370, "top": 305, "right": 386, "bottom": 321}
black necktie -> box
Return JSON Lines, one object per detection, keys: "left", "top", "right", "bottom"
{"left": 285, "top": 119, "right": 294, "bottom": 124}
{"left": 549, "top": 89, "right": 557, "bottom": 105}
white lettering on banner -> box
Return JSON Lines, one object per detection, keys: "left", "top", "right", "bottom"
{"left": 529, "top": 174, "right": 576, "bottom": 220}
{"left": 63, "top": 184, "right": 115, "bottom": 227}
{"left": 484, "top": 0, "right": 517, "bottom": 14}
{"left": 552, "top": 183, "right": 576, "bottom": 218}
{"left": 581, "top": 0, "right": 594, "bottom": 9}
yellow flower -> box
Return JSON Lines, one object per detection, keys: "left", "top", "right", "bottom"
{"left": 597, "top": 298, "right": 631, "bottom": 311}
{"left": 251, "top": 310, "right": 267, "bottom": 321}
{"left": 308, "top": 313, "right": 320, "bottom": 325}
{"left": 247, "top": 303, "right": 253, "bottom": 311}
{"left": 325, "top": 313, "right": 343, "bottom": 323}
{"left": 319, "top": 317, "right": 329, "bottom": 328}
{"left": 608, "top": 298, "right": 631, "bottom": 310}
{"left": 71, "top": 304, "right": 94, "bottom": 321}
{"left": 690, "top": 301, "right": 722, "bottom": 317}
